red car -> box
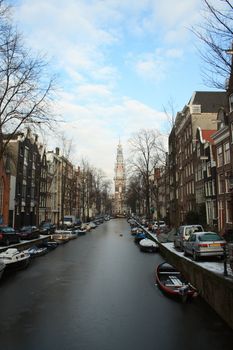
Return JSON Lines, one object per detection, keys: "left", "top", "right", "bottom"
{"left": 0, "top": 226, "right": 20, "bottom": 246}
{"left": 17, "top": 226, "right": 40, "bottom": 240}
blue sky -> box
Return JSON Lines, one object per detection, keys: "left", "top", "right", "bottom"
{"left": 10, "top": 0, "right": 220, "bottom": 180}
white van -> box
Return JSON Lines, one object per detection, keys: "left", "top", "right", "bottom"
{"left": 60, "top": 216, "right": 78, "bottom": 228}
{"left": 174, "top": 225, "right": 204, "bottom": 251}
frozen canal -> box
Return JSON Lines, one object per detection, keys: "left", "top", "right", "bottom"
{"left": 0, "top": 219, "right": 232, "bottom": 350}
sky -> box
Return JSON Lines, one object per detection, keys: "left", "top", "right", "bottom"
{"left": 9, "top": 0, "right": 219, "bottom": 182}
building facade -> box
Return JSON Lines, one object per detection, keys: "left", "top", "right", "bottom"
{"left": 168, "top": 91, "right": 227, "bottom": 226}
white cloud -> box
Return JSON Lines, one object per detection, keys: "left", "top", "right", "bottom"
{"left": 46, "top": 91, "right": 168, "bottom": 178}
{"left": 130, "top": 48, "right": 184, "bottom": 83}
{"left": 12, "top": 0, "right": 201, "bottom": 179}
{"left": 76, "top": 84, "right": 112, "bottom": 100}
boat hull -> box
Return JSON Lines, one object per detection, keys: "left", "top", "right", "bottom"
{"left": 139, "top": 239, "right": 158, "bottom": 252}
{"left": 0, "top": 249, "right": 30, "bottom": 274}
{"left": 155, "top": 262, "right": 197, "bottom": 301}
{"left": 3, "top": 257, "right": 30, "bottom": 273}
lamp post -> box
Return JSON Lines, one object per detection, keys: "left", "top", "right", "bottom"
{"left": 223, "top": 244, "right": 228, "bottom": 276}
{"left": 223, "top": 45, "right": 233, "bottom": 276}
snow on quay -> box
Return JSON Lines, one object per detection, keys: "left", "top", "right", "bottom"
{"left": 148, "top": 232, "right": 233, "bottom": 279}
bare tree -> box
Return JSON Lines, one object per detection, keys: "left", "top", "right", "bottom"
{"left": 163, "top": 96, "right": 177, "bottom": 132}
{"left": 126, "top": 174, "right": 144, "bottom": 216}
{"left": 128, "top": 129, "right": 166, "bottom": 219}
{"left": 0, "top": 0, "right": 56, "bottom": 160}
{"left": 191, "top": 0, "right": 233, "bottom": 89}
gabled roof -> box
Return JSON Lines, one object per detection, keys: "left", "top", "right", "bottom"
{"left": 189, "top": 91, "right": 227, "bottom": 113}
{"left": 201, "top": 129, "right": 216, "bottom": 143}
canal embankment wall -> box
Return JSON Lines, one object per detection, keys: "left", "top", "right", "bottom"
{"left": 137, "top": 224, "right": 233, "bottom": 330}
{"left": 0, "top": 235, "right": 51, "bottom": 253}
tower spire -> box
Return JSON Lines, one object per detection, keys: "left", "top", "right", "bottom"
{"left": 114, "top": 141, "right": 126, "bottom": 217}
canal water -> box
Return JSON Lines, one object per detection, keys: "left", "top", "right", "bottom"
{"left": 0, "top": 219, "right": 232, "bottom": 350}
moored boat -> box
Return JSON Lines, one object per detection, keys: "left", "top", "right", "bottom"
{"left": 155, "top": 262, "right": 197, "bottom": 302}
{"left": 139, "top": 238, "right": 158, "bottom": 252}
{"left": 25, "top": 245, "right": 48, "bottom": 258}
{"left": 0, "top": 248, "right": 30, "bottom": 272}
{"left": 134, "top": 232, "right": 146, "bottom": 244}
{"left": 39, "top": 241, "right": 58, "bottom": 250}
{"left": 131, "top": 227, "right": 143, "bottom": 236}
{"left": 56, "top": 229, "right": 79, "bottom": 239}
{"left": 51, "top": 233, "right": 70, "bottom": 244}
{"left": 76, "top": 228, "right": 87, "bottom": 236}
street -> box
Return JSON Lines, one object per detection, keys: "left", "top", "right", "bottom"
{"left": 0, "top": 219, "right": 233, "bottom": 350}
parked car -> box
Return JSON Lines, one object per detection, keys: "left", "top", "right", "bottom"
{"left": 174, "top": 225, "right": 204, "bottom": 251}
{"left": 152, "top": 221, "right": 166, "bottom": 232}
{"left": 17, "top": 226, "right": 40, "bottom": 240}
{"left": 0, "top": 226, "right": 20, "bottom": 246}
{"left": 39, "top": 222, "right": 56, "bottom": 235}
{"left": 183, "top": 231, "right": 226, "bottom": 261}
{"left": 59, "top": 216, "right": 82, "bottom": 228}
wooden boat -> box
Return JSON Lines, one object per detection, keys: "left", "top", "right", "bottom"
{"left": 139, "top": 238, "right": 158, "bottom": 252}
{"left": 0, "top": 248, "right": 30, "bottom": 272}
{"left": 155, "top": 262, "right": 197, "bottom": 302}
{"left": 51, "top": 233, "right": 70, "bottom": 244}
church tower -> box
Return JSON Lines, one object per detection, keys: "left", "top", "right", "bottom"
{"left": 114, "top": 142, "right": 126, "bottom": 217}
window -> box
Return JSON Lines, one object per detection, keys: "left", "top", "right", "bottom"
{"left": 224, "top": 142, "right": 230, "bottom": 164}
{"left": 229, "top": 93, "right": 233, "bottom": 112}
{"left": 212, "top": 180, "right": 216, "bottom": 196}
{"left": 218, "top": 200, "right": 224, "bottom": 231}
{"left": 0, "top": 178, "right": 4, "bottom": 217}
{"left": 218, "top": 174, "right": 225, "bottom": 194}
{"left": 31, "top": 186, "right": 35, "bottom": 199}
{"left": 217, "top": 146, "right": 223, "bottom": 167}
{"left": 22, "top": 184, "right": 26, "bottom": 199}
{"left": 231, "top": 123, "right": 233, "bottom": 143}
{"left": 207, "top": 162, "right": 211, "bottom": 177}
{"left": 226, "top": 172, "right": 231, "bottom": 193}
{"left": 23, "top": 164, "right": 27, "bottom": 178}
{"left": 24, "top": 147, "right": 29, "bottom": 165}
{"left": 226, "top": 200, "right": 232, "bottom": 223}
{"left": 197, "top": 164, "right": 202, "bottom": 181}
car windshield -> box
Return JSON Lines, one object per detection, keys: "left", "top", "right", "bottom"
{"left": 41, "top": 223, "right": 50, "bottom": 228}
{"left": 187, "top": 226, "right": 202, "bottom": 235}
{"left": 21, "top": 226, "right": 31, "bottom": 231}
{"left": 198, "top": 233, "right": 223, "bottom": 242}
{"left": 1, "top": 227, "right": 15, "bottom": 233}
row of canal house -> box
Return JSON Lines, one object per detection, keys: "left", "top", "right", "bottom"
{"left": 0, "top": 128, "right": 88, "bottom": 229}
{"left": 156, "top": 87, "right": 233, "bottom": 234}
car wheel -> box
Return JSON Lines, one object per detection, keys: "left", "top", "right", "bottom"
{"left": 5, "top": 239, "right": 10, "bottom": 246}
{"left": 193, "top": 250, "right": 199, "bottom": 261}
